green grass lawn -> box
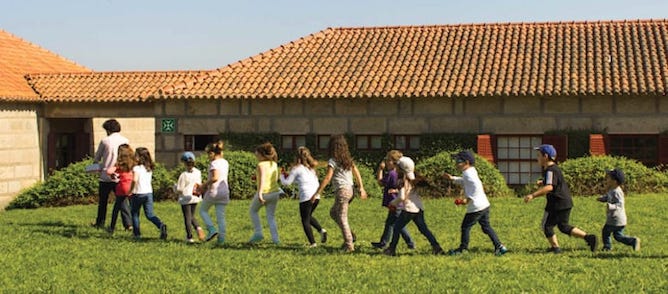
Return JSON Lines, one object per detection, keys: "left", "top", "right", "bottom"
{"left": 1, "top": 194, "right": 666, "bottom": 293}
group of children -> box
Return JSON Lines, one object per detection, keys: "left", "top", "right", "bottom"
{"left": 104, "top": 137, "right": 640, "bottom": 256}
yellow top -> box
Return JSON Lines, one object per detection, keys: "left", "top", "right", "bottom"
{"left": 257, "top": 161, "right": 280, "bottom": 194}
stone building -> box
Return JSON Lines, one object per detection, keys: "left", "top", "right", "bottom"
{"left": 1, "top": 19, "right": 667, "bottom": 207}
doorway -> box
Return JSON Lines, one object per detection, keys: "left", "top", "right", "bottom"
{"left": 47, "top": 118, "right": 91, "bottom": 172}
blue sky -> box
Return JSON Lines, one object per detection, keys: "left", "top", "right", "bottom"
{"left": 1, "top": 0, "right": 666, "bottom": 71}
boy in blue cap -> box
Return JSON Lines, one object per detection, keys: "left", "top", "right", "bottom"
{"left": 597, "top": 168, "right": 640, "bottom": 251}
{"left": 524, "top": 144, "right": 597, "bottom": 253}
{"left": 444, "top": 150, "right": 508, "bottom": 256}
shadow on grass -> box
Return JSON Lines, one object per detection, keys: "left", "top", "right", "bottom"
{"left": 11, "top": 221, "right": 93, "bottom": 239}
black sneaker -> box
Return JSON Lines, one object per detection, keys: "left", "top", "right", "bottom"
{"left": 432, "top": 247, "right": 446, "bottom": 255}
{"left": 585, "top": 234, "right": 597, "bottom": 252}
{"left": 447, "top": 248, "right": 466, "bottom": 255}
{"left": 371, "top": 242, "right": 386, "bottom": 249}
{"left": 546, "top": 247, "right": 562, "bottom": 254}
{"left": 383, "top": 248, "right": 396, "bottom": 256}
{"left": 160, "top": 224, "right": 168, "bottom": 240}
{"left": 320, "top": 231, "right": 328, "bottom": 243}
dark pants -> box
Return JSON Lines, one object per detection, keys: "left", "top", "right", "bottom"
{"left": 95, "top": 181, "right": 116, "bottom": 227}
{"left": 542, "top": 209, "right": 574, "bottom": 238}
{"left": 379, "top": 209, "right": 414, "bottom": 246}
{"left": 300, "top": 199, "right": 323, "bottom": 244}
{"left": 459, "top": 207, "right": 502, "bottom": 250}
{"left": 130, "top": 193, "right": 164, "bottom": 237}
{"left": 109, "top": 195, "right": 132, "bottom": 231}
{"left": 388, "top": 210, "right": 441, "bottom": 251}
{"left": 602, "top": 225, "right": 636, "bottom": 249}
{"left": 181, "top": 204, "right": 201, "bottom": 239}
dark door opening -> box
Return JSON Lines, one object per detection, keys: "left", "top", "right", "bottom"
{"left": 47, "top": 118, "right": 91, "bottom": 172}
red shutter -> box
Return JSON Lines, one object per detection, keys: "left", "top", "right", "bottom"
{"left": 589, "top": 134, "right": 608, "bottom": 156}
{"left": 542, "top": 135, "right": 568, "bottom": 162}
{"left": 658, "top": 134, "right": 668, "bottom": 165}
{"left": 476, "top": 134, "right": 495, "bottom": 163}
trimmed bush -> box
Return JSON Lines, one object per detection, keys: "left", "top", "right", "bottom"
{"left": 415, "top": 151, "right": 513, "bottom": 198}
{"left": 9, "top": 159, "right": 98, "bottom": 209}
{"left": 560, "top": 156, "right": 668, "bottom": 196}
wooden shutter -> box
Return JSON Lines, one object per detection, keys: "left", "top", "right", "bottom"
{"left": 542, "top": 135, "right": 568, "bottom": 162}
{"left": 589, "top": 134, "right": 608, "bottom": 156}
{"left": 476, "top": 134, "right": 495, "bottom": 163}
{"left": 658, "top": 134, "right": 668, "bottom": 165}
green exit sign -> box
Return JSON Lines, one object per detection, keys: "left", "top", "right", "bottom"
{"left": 161, "top": 118, "right": 176, "bottom": 133}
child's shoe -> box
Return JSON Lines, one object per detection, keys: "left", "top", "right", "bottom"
{"left": 320, "top": 230, "right": 328, "bottom": 243}
{"left": 495, "top": 245, "right": 508, "bottom": 256}
{"left": 371, "top": 242, "right": 386, "bottom": 249}
{"left": 633, "top": 238, "right": 641, "bottom": 251}
{"left": 382, "top": 248, "right": 395, "bottom": 256}
{"left": 159, "top": 224, "right": 168, "bottom": 240}
{"left": 186, "top": 238, "right": 195, "bottom": 244}
{"left": 307, "top": 243, "right": 317, "bottom": 248}
{"left": 216, "top": 237, "right": 225, "bottom": 246}
{"left": 196, "top": 227, "right": 206, "bottom": 241}
{"left": 447, "top": 248, "right": 466, "bottom": 255}
{"left": 546, "top": 247, "right": 562, "bottom": 254}
{"left": 432, "top": 246, "right": 446, "bottom": 255}
{"left": 249, "top": 234, "right": 264, "bottom": 243}
{"left": 205, "top": 226, "right": 218, "bottom": 242}
{"left": 585, "top": 234, "right": 597, "bottom": 252}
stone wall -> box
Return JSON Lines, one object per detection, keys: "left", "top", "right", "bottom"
{"left": 0, "top": 103, "right": 42, "bottom": 209}
{"left": 153, "top": 95, "right": 668, "bottom": 166}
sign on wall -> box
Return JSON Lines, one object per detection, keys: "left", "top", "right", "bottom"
{"left": 161, "top": 118, "right": 176, "bottom": 133}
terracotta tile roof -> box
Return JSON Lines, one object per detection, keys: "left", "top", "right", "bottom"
{"left": 0, "top": 29, "right": 89, "bottom": 101}
{"left": 160, "top": 19, "right": 668, "bottom": 99}
{"left": 27, "top": 71, "right": 208, "bottom": 102}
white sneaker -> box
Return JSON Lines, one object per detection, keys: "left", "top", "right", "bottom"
{"left": 308, "top": 243, "right": 317, "bottom": 248}
{"left": 186, "top": 238, "right": 195, "bottom": 244}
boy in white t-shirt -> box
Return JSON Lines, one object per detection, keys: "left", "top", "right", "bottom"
{"left": 444, "top": 151, "right": 507, "bottom": 256}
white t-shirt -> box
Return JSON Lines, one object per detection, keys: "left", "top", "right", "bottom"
{"left": 94, "top": 132, "right": 129, "bottom": 182}
{"left": 328, "top": 159, "right": 353, "bottom": 191}
{"left": 398, "top": 181, "right": 425, "bottom": 213}
{"left": 176, "top": 168, "right": 202, "bottom": 205}
{"left": 280, "top": 164, "right": 320, "bottom": 202}
{"left": 131, "top": 165, "right": 153, "bottom": 194}
{"left": 451, "top": 167, "right": 490, "bottom": 213}
{"left": 205, "top": 158, "right": 230, "bottom": 204}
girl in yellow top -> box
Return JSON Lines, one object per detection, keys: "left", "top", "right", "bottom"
{"left": 249, "top": 142, "right": 283, "bottom": 244}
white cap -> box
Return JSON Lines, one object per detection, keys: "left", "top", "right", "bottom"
{"left": 396, "top": 156, "right": 415, "bottom": 180}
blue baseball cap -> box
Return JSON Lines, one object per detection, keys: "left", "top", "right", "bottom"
{"left": 607, "top": 168, "right": 625, "bottom": 184}
{"left": 452, "top": 150, "right": 475, "bottom": 165}
{"left": 534, "top": 144, "right": 557, "bottom": 161}
{"left": 181, "top": 151, "right": 196, "bottom": 162}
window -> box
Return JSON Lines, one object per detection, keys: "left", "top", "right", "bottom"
{"left": 496, "top": 135, "right": 543, "bottom": 185}
{"left": 184, "top": 135, "right": 217, "bottom": 151}
{"left": 356, "top": 135, "right": 382, "bottom": 150}
{"left": 394, "top": 135, "right": 420, "bottom": 150}
{"left": 282, "top": 135, "right": 306, "bottom": 150}
{"left": 317, "top": 135, "right": 330, "bottom": 150}
{"left": 609, "top": 135, "right": 658, "bottom": 166}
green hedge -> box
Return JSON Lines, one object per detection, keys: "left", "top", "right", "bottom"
{"left": 559, "top": 156, "right": 668, "bottom": 196}
{"left": 416, "top": 151, "right": 513, "bottom": 198}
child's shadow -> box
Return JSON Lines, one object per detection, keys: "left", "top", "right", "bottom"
{"left": 14, "top": 221, "right": 92, "bottom": 239}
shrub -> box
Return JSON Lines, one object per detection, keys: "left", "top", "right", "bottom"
{"left": 9, "top": 159, "right": 98, "bottom": 209}
{"left": 152, "top": 162, "right": 178, "bottom": 201}
{"left": 415, "top": 151, "right": 513, "bottom": 198}
{"left": 559, "top": 156, "right": 668, "bottom": 196}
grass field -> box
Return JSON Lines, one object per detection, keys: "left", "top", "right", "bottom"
{"left": 0, "top": 194, "right": 666, "bottom": 293}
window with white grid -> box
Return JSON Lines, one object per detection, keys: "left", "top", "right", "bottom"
{"left": 496, "top": 136, "right": 543, "bottom": 185}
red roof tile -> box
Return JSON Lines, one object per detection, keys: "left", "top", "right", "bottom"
{"left": 27, "top": 71, "right": 208, "bottom": 102}
{"left": 0, "top": 29, "right": 89, "bottom": 101}
{"left": 161, "top": 19, "right": 668, "bottom": 99}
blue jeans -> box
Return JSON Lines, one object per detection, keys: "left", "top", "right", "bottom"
{"left": 459, "top": 207, "right": 502, "bottom": 250}
{"left": 602, "top": 225, "right": 636, "bottom": 249}
{"left": 130, "top": 193, "right": 164, "bottom": 237}
{"left": 379, "top": 209, "right": 414, "bottom": 247}
{"left": 388, "top": 210, "right": 441, "bottom": 251}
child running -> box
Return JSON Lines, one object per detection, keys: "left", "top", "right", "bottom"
{"left": 106, "top": 144, "right": 134, "bottom": 234}
{"left": 249, "top": 142, "right": 284, "bottom": 244}
{"left": 199, "top": 141, "right": 230, "bottom": 245}
{"left": 443, "top": 150, "right": 507, "bottom": 256}
{"left": 130, "top": 147, "right": 167, "bottom": 240}
{"left": 279, "top": 146, "right": 327, "bottom": 247}
{"left": 313, "top": 135, "right": 367, "bottom": 252}
{"left": 175, "top": 151, "right": 205, "bottom": 243}
{"left": 384, "top": 156, "right": 444, "bottom": 256}
{"left": 371, "top": 150, "right": 415, "bottom": 250}
{"left": 597, "top": 168, "right": 640, "bottom": 251}
{"left": 524, "top": 144, "right": 597, "bottom": 253}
